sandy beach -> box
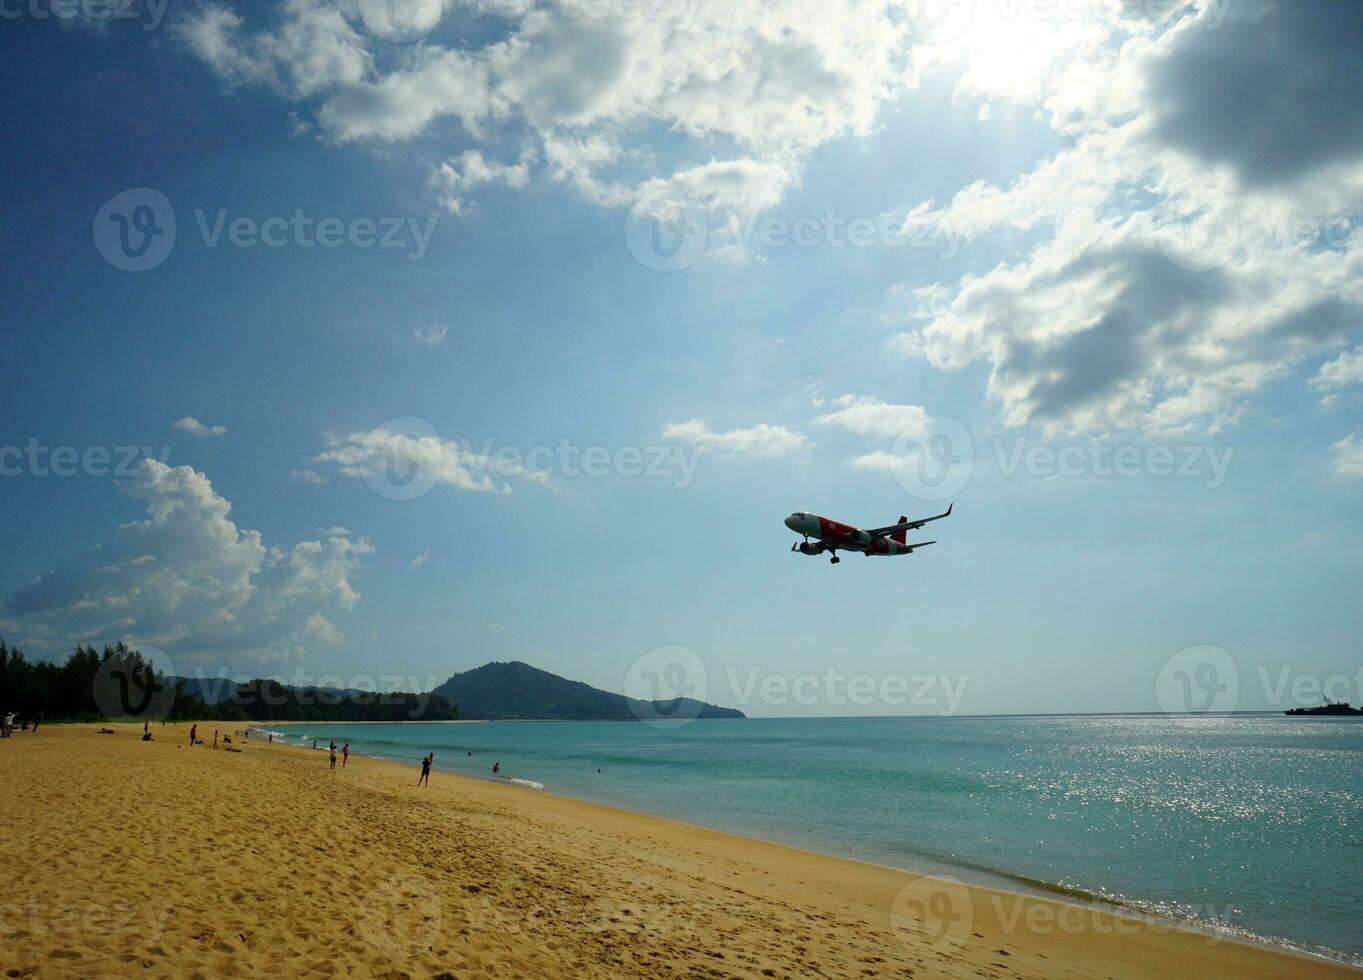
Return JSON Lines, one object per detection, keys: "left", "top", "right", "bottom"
{"left": 2, "top": 725, "right": 1357, "bottom": 979}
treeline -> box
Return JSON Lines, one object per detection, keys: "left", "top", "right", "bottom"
{"left": 0, "top": 641, "right": 457, "bottom": 723}
{"left": 225, "top": 679, "right": 457, "bottom": 722}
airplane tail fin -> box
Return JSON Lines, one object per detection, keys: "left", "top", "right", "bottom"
{"left": 892, "top": 516, "right": 908, "bottom": 545}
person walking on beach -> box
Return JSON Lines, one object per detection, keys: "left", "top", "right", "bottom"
{"left": 329, "top": 743, "right": 337, "bottom": 770}
{"left": 342, "top": 743, "right": 349, "bottom": 768}
{"left": 189, "top": 724, "right": 197, "bottom": 747}
{"left": 418, "top": 753, "right": 432, "bottom": 786}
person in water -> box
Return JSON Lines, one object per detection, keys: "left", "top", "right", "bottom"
{"left": 492, "top": 761, "right": 500, "bottom": 774}
{"left": 418, "top": 753, "right": 432, "bottom": 786}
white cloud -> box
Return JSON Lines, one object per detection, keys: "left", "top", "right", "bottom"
{"left": 175, "top": 1, "right": 911, "bottom": 216}
{"left": 889, "top": 1, "right": 1363, "bottom": 436}
{"left": 661, "top": 419, "right": 808, "bottom": 457}
{"left": 412, "top": 323, "right": 450, "bottom": 346}
{"left": 814, "top": 395, "right": 931, "bottom": 440}
{"left": 1, "top": 460, "right": 371, "bottom": 665}
{"left": 1331, "top": 434, "right": 1363, "bottom": 478}
{"left": 291, "top": 468, "right": 327, "bottom": 485}
{"left": 313, "top": 426, "right": 550, "bottom": 493}
{"left": 411, "top": 547, "right": 430, "bottom": 568}
{"left": 174, "top": 416, "right": 227, "bottom": 438}
{"left": 174, "top": 0, "right": 370, "bottom": 98}
{"left": 430, "top": 149, "right": 534, "bottom": 216}
{"left": 1308, "top": 348, "right": 1363, "bottom": 406}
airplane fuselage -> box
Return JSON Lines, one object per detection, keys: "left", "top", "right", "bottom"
{"left": 784, "top": 512, "right": 920, "bottom": 557}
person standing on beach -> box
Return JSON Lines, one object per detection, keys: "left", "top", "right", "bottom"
{"left": 418, "top": 753, "right": 432, "bottom": 786}
{"left": 189, "top": 724, "right": 197, "bottom": 747}
{"left": 342, "top": 743, "right": 349, "bottom": 768}
{"left": 329, "top": 744, "right": 337, "bottom": 770}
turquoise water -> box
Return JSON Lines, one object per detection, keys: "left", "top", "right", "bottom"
{"left": 267, "top": 715, "right": 1363, "bottom": 965}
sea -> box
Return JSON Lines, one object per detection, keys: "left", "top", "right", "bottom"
{"left": 258, "top": 714, "right": 1363, "bottom": 966}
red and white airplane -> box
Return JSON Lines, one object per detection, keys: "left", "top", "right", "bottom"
{"left": 785, "top": 505, "right": 952, "bottom": 564}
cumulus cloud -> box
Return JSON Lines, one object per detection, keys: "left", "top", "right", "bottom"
{"left": 174, "top": 416, "right": 227, "bottom": 437}
{"left": 1332, "top": 434, "right": 1363, "bottom": 478}
{"left": 661, "top": 419, "right": 808, "bottom": 457}
{"left": 814, "top": 395, "right": 932, "bottom": 440}
{"left": 1312, "top": 345, "right": 1363, "bottom": 408}
{"left": 891, "top": 0, "right": 1363, "bottom": 436}
{"left": 313, "top": 426, "right": 551, "bottom": 493}
{"left": 411, "top": 547, "right": 430, "bottom": 568}
{"left": 174, "top": 0, "right": 370, "bottom": 98}
{"left": 1, "top": 460, "right": 371, "bottom": 665}
{"left": 174, "top": 0, "right": 911, "bottom": 217}
{"left": 430, "top": 149, "right": 534, "bottom": 216}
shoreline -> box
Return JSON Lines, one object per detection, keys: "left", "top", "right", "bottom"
{"left": 5, "top": 724, "right": 1359, "bottom": 978}
{"left": 251, "top": 723, "right": 1358, "bottom": 971}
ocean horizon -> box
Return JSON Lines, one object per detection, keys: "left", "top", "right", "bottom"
{"left": 258, "top": 713, "right": 1363, "bottom": 967}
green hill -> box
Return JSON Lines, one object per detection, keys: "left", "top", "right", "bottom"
{"left": 432, "top": 661, "right": 745, "bottom": 721}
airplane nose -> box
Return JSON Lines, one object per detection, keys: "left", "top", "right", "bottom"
{"left": 784, "top": 516, "right": 797, "bottom": 531}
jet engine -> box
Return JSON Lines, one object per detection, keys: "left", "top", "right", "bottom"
{"left": 794, "top": 541, "right": 827, "bottom": 555}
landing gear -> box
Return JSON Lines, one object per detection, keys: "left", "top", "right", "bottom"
{"left": 829, "top": 554, "right": 840, "bottom": 565}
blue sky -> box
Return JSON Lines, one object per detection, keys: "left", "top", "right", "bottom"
{"left": 2, "top": 0, "right": 1360, "bottom": 716}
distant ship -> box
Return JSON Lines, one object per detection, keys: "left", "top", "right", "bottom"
{"left": 1284, "top": 700, "right": 1363, "bottom": 716}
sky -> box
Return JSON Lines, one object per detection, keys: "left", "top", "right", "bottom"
{"left": 1, "top": 0, "right": 1360, "bottom": 717}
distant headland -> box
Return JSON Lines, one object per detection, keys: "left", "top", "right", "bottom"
{"left": 433, "top": 660, "right": 745, "bottom": 722}
{"left": 1284, "top": 700, "right": 1363, "bottom": 717}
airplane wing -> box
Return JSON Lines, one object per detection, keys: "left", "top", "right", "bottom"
{"left": 867, "top": 503, "right": 953, "bottom": 538}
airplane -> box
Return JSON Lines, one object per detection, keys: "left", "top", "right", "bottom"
{"left": 785, "top": 504, "right": 952, "bottom": 564}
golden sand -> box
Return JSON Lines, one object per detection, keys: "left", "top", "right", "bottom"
{"left": 1, "top": 725, "right": 1358, "bottom": 979}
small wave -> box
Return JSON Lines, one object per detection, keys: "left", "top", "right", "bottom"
{"left": 508, "top": 778, "right": 546, "bottom": 790}
{"left": 245, "top": 727, "right": 290, "bottom": 740}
